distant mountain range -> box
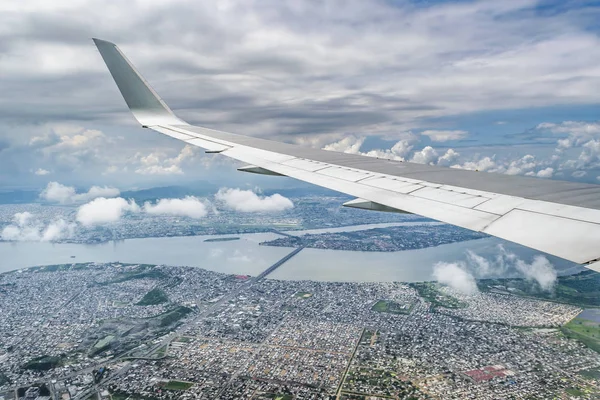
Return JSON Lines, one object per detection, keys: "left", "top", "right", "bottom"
{"left": 0, "top": 183, "right": 342, "bottom": 204}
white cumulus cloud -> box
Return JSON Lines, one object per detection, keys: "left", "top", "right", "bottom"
{"left": 40, "top": 182, "right": 120, "bottom": 204}
{"left": 1, "top": 212, "right": 75, "bottom": 242}
{"left": 410, "top": 146, "right": 439, "bottom": 165}
{"left": 144, "top": 196, "right": 209, "bottom": 219}
{"left": 420, "top": 130, "right": 468, "bottom": 142}
{"left": 215, "top": 188, "right": 293, "bottom": 213}
{"left": 514, "top": 255, "right": 557, "bottom": 292}
{"left": 76, "top": 197, "right": 140, "bottom": 226}
{"left": 536, "top": 167, "right": 554, "bottom": 178}
{"left": 34, "top": 168, "right": 50, "bottom": 176}
{"left": 432, "top": 262, "right": 479, "bottom": 295}
{"left": 323, "top": 136, "right": 416, "bottom": 161}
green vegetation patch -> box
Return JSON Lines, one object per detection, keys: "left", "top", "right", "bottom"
{"left": 136, "top": 288, "right": 169, "bottom": 306}
{"left": 579, "top": 367, "right": 600, "bottom": 380}
{"left": 561, "top": 318, "right": 600, "bottom": 353}
{"left": 157, "top": 306, "right": 193, "bottom": 327}
{"left": 23, "top": 355, "right": 62, "bottom": 371}
{"left": 410, "top": 282, "right": 467, "bottom": 309}
{"left": 479, "top": 270, "right": 600, "bottom": 307}
{"left": 372, "top": 300, "right": 413, "bottom": 314}
{"left": 94, "top": 335, "right": 115, "bottom": 349}
{"left": 162, "top": 380, "right": 194, "bottom": 390}
{"left": 0, "top": 372, "right": 11, "bottom": 386}
{"left": 566, "top": 387, "right": 586, "bottom": 396}
{"left": 152, "top": 345, "right": 168, "bottom": 358}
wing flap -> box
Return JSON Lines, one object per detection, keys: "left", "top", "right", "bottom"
{"left": 483, "top": 209, "right": 600, "bottom": 265}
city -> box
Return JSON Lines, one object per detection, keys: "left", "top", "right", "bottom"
{"left": 1, "top": 261, "right": 598, "bottom": 399}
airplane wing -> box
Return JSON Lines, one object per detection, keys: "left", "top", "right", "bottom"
{"left": 93, "top": 38, "right": 600, "bottom": 272}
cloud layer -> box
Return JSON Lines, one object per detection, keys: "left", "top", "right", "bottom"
{"left": 1, "top": 1, "right": 600, "bottom": 186}
{"left": 76, "top": 197, "right": 139, "bottom": 226}
{"left": 215, "top": 188, "right": 294, "bottom": 213}
{"left": 144, "top": 196, "right": 208, "bottom": 219}
{"left": 40, "top": 181, "right": 120, "bottom": 204}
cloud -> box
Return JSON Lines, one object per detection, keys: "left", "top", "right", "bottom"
{"left": 2, "top": 2, "right": 600, "bottom": 187}
{"left": 1, "top": 212, "right": 74, "bottom": 242}
{"left": 436, "top": 149, "right": 460, "bottom": 167}
{"left": 40, "top": 182, "right": 76, "bottom": 203}
{"left": 433, "top": 245, "right": 558, "bottom": 292}
{"left": 432, "top": 262, "right": 479, "bottom": 295}
{"left": 40, "top": 181, "right": 120, "bottom": 204}
{"left": 536, "top": 167, "right": 554, "bottom": 178}
{"left": 144, "top": 196, "right": 209, "bottom": 219}
{"left": 322, "top": 136, "right": 366, "bottom": 154}
{"left": 323, "top": 136, "right": 417, "bottom": 161}
{"left": 14, "top": 211, "right": 33, "bottom": 226}
{"left": 76, "top": 197, "right": 139, "bottom": 226}
{"left": 410, "top": 146, "right": 439, "bottom": 165}
{"left": 34, "top": 168, "right": 50, "bottom": 176}
{"left": 41, "top": 219, "right": 76, "bottom": 241}
{"left": 134, "top": 145, "right": 200, "bottom": 175}
{"left": 215, "top": 188, "right": 293, "bottom": 212}
{"left": 514, "top": 255, "right": 557, "bottom": 292}
{"left": 420, "top": 130, "right": 468, "bottom": 142}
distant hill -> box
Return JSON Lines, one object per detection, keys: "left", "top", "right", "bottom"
{"left": 0, "top": 183, "right": 341, "bottom": 205}
{"left": 121, "top": 184, "right": 219, "bottom": 202}
{"left": 0, "top": 190, "right": 40, "bottom": 204}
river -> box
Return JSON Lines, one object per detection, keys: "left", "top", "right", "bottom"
{"left": 0, "top": 223, "right": 583, "bottom": 282}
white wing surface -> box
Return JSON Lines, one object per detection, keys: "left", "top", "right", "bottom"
{"left": 93, "top": 38, "right": 600, "bottom": 272}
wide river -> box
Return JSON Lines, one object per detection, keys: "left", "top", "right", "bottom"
{"left": 0, "top": 222, "right": 582, "bottom": 282}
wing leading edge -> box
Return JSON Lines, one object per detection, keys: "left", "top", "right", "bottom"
{"left": 93, "top": 38, "right": 600, "bottom": 272}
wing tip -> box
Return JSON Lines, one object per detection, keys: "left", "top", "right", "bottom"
{"left": 92, "top": 38, "right": 116, "bottom": 47}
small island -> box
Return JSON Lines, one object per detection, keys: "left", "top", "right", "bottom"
{"left": 203, "top": 237, "right": 240, "bottom": 243}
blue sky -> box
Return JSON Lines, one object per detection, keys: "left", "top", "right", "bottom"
{"left": 0, "top": 0, "right": 599, "bottom": 190}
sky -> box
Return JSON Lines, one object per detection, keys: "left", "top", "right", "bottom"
{"left": 1, "top": 0, "right": 600, "bottom": 190}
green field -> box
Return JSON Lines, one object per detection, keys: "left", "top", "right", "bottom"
{"left": 136, "top": 288, "right": 169, "bottom": 306}
{"left": 409, "top": 282, "right": 467, "bottom": 309}
{"left": 163, "top": 380, "right": 194, "bottom": 390}
{"left": 156, "top": 306, "right": 193, "bottom": 327}
{"left": 152, "top": 345, "right": 168, "bottom": 358}
{"left": 94, "top": 335, "right": 115, "bottom": 349}
{"left": 479, "top": 270, "right": 600, "bottom": 307}
{"left": 371, "top": 300, "right": 413, "bottom": 314}
{"left": 23, "top": 355, "right": 62, "bottom": 371}
{"left": 561, "top": 318, "right": 600, "bottom": 353}
{"left": 579, "top": 367, "right": 600, "bottom": 380}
